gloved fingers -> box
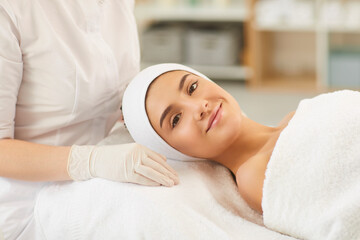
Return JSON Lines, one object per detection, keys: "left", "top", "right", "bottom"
{"left": 142, "top": 157, "right": 179, "bottom": 185}
{"left": 135, "top": 164, "right": 175, "bottom": 187}
{"left": 145, "top": 149, "right": 178, "bottom": 177}
{"left": 133, "top": 175, "right": 161, "bottom": 186}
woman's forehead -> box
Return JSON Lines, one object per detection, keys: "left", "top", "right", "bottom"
{"left": 158, "top": 70, "right": 191, "bottom": 81}
{"left": 148, "top": 70, "right": 191, "bottom": 94}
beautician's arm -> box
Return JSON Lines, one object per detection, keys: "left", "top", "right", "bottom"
{"left": 0, "top": 139, "right": 179, "bottom": 186}
{"left": 0, "top": 139, "right": 70, "bottom": 181}
{"left": 0, "top": 6, "right": 64, "bottom": 181}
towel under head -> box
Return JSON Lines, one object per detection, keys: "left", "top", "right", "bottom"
{"left": 122, "top": 63, "right": 211, "bottom": 161}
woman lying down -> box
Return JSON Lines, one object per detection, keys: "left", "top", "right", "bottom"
{"left": 122, "top": 64, "right": 360, "bottom": 240}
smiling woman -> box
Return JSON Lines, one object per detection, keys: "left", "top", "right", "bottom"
{"left": 122, "top": 63, "right": 360, "bottom": 240}
{"left": 122, "top": 63, "right": 294, "bottom": 214}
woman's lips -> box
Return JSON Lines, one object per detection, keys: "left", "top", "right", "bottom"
{"left": 206, "top": 103, "right": 223, "bottom": 132}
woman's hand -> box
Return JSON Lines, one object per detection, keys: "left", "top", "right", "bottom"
{"left": 67, "top": 143, "right": 179, "bottom": 187}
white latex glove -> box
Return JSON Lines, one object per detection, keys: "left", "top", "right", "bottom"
{"left": 67, "top": 143, "right": 179, "bottom": 187}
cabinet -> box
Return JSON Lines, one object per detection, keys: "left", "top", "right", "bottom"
{"left": 135, "top": 0, "right": 360, "bottom": 91}
{"left": 248, "top": 0, "right": 360, "bottom": 91}
{"left": 134, "top": 0, "right": 252, "bottom": 81}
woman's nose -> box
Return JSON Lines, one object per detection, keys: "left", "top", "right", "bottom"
{"left": 196, "top": 100, "right": 209, "bottom": 120}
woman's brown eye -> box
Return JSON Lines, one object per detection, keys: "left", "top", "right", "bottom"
{"left": 189, "top": 81, "right": 198, "bottom": 95}
{"left": 172, "top": 113, "right": 181, "bottom": 128}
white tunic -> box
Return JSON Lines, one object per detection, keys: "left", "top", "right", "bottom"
{"left": 0, "top": 0, "right": 139, "bottom": 146}
{"left": 0, "top": 0, "right": 139, "bottom": 239}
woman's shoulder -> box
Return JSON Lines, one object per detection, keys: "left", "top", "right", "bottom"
{"left": 235, "top": 153, "right": 268, "bottom": 214}
{"left": 277, "top": 111, "right": 296, "bottom": 129}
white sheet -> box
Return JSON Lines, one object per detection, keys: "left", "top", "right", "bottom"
{"left": 3, "top": 123, "right": 297, "bottom": 239}
{"left": 263, "top": 90, "right": 360, "bottom": 240}
{"left": 34, "top": 162, "right": 285, "bottom": 239}
{"left": 0, "top": 178, "right": 45, "bottom": 239}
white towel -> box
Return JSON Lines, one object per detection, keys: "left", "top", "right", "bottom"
{"left": 32, "top": 123, "right": 296, "bottom": 240}
{"left": 262, "top": 90, "right": 360, "bottom": 240}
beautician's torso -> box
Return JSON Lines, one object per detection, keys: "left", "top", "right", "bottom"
{"left": 0, "top": 0, "right": 139, "bottom": 146}
{"left": 236, "top": 111, "right": 296, "bottom": 214}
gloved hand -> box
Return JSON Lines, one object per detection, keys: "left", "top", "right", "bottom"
{"left": 67, "top": 143, "right": 179, "bottom": 187}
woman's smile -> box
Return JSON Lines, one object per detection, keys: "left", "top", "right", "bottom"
{"left": 206, "top": 102, "right": 223, "bottom": 133}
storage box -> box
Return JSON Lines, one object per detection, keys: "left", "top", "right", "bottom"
{"left": 185, "top": 26, "right": 240, "bottom": 66}
{"left": 329, "top": 48, "right": 360, "bottom": 88}
{"left": 141, "top": 24, "right": 184, "bottom": 63}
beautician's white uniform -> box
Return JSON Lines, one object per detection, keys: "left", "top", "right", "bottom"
{"left": 0, "top": 0, "right": 139, "bottom": 239}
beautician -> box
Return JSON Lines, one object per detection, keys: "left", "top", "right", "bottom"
{"left": 0, "top": 1, "right": 178, "bottom": 238}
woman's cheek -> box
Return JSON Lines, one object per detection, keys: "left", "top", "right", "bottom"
{"left": 171, "top": 126, "right": 201, "bottom": 156}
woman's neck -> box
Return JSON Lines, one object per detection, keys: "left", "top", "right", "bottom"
{"left": 212, "top": 117, "right": 280, "bottom": 175}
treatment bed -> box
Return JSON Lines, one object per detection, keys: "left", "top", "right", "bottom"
{"left": 0, "top": 122, "right": 296, "bottom": 240}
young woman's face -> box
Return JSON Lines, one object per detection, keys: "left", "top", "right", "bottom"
{"left": 146, "top": 70, "right": 244, "bottom": 159}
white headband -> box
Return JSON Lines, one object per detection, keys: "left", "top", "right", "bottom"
{"left": 122, "top": 63, "right": 210, "bottom": 161}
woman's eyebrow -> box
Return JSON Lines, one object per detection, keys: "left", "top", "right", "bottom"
{"left": 159, "top": 73, "right": 191, "bottom": 128}
{"left": 179, "top": 73, "right": 190, "bottom": 91}
{"left": 160, "top": 104, "right": 173, "bottom": 128}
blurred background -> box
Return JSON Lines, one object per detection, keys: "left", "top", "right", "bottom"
{"left": 134, "top": 0, "right": 360, "bottom": 126}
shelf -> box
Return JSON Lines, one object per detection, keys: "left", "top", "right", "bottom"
{"left": 254, "top": 24, "right": 316, "bottom": 32}
{"left": 135, "top": 3, "right": 249, "bottom": 22}
{"left": 254, "top": 76, "right": 319, "bottom": 92}
{"left": 323, "top": 27, "right": 360, "bottom": 33}
{"left": 141, "top": 62, "right": 252, "bottom": 81}
{"left": 255, "top": 23, "right": 360, "bottom": 33}
{"left": 135, "top": 2, "right": 251, "bottom": 82}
